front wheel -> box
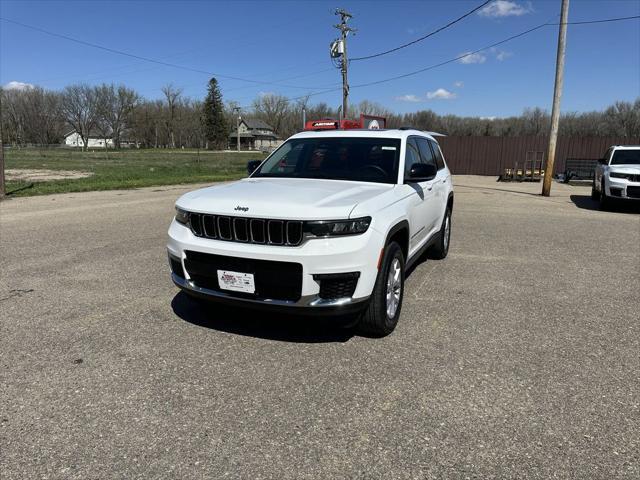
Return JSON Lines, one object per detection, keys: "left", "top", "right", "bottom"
{"left": 599, "top": 180, "right": 611, "bottom": 210}
{"left": 358, "top": 242, "right": 405, "bottom": 337}
{"left": 591, "top": 179, "right": 599, "bottom": 200}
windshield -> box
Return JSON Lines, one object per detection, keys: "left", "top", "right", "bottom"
{"left": 611, "top": 149, "right": 640, "bottom": 165}
{"left": 252, "top": 137, "right": 401, "bottom": 184}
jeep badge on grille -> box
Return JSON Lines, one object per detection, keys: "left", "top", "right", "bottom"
{"left": 234, "top": 206, "right": 249, "bottom": 212}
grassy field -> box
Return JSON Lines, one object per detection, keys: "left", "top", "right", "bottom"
{"left": 4, "top": 147, "right": 266, "bottom": 197}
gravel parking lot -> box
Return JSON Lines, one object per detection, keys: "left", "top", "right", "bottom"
{"left": 1, "top": 176, "right": 638, "bottom": 479}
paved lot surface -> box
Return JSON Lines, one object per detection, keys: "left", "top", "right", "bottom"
{"left": 1, "top": 176, "right": 639, "bottom": 479}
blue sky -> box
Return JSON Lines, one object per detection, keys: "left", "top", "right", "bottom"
{"left": 1, "top": 0, "right": 638, "bottom": 117}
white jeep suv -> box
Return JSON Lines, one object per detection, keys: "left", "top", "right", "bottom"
{"left": 592, "top": 145, "right": 640, "bottom": 208}
{"left": 167, "top": 128, "right": 453, "bottom": 336}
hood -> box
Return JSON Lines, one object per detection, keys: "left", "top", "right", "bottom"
{"left": 176, "top": 178, "right": 394, "bottom": 220}
{"left": 609, "top": 165, "right": 640, "bottom": 174}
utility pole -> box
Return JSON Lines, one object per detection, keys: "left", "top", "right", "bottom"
{"left": 333, "top": 9, "right": 355, "bottom": 118}
{"left": 233, "top": 106, "right": 241, "bottom": 152}
{"left": 0, "top": 90, "right": 5, "bottom": 200}
{"left": 542, "top": 0, "right": 570, "bottom": 197}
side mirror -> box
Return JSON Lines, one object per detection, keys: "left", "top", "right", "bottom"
{"left": 599, "top": 157, "right": 608, "bottom": 165}
{"left": 406, "top": 163, "right": 437, "bottom": 182}
{"left": 247, "top": 160, "right": 261, "bottom": 175}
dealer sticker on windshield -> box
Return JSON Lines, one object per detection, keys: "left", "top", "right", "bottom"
{"left": 381, "top": 146, "right": 397, "bottom": 150}
{"left": 217, "top": 270, "right": 255, "bottom": 294}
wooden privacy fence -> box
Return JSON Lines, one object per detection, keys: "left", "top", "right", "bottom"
{"left": 437, "top": 136, "right": 640, "bottom": 176}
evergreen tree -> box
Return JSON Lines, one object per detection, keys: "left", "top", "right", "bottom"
{"left": 202, "top": 77, "right": 228, "bottom": 150}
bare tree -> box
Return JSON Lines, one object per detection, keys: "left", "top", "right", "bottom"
{"left": 161, "top": 84, "right": 183, "bottom": 148}
{"left": 252, "top": 93, "right": 289, "bottom": 136}
{"left": 60, "top": 84, "right": 99, "bottom": 151}
{"left": 1, "top": 89, "right": 25, "bottom": 145}
{"left": 96, "top": 84, "right": 140, "bottom": 148}
{"left": 354, "top": 100, "right": 392, "bottom": 118}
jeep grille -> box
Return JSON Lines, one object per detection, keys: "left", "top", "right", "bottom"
{"left": 188, "top": 213, "right": 304, "bottom": 246}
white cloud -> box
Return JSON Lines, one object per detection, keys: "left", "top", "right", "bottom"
{"left": 258, "top": 91, "right": 275, "bottom": 97}
{"left": 394, "top": 94, "right": 422, "bottom": 103}
{"left": 495, "top": 50, "right": 513, "bottom": 61}
{"left": 3, "top": 81, "right": 34, "bottom": 91}
{"left": 478, "top": 1, "right": 532, "bottom": 18}
{"left": 453, "top": 81, "right": 464, "bottom": 88}
{"left": 426, "top": 88, "right": 457, "bottom": 100}
{"left": 480, "top": 116, "right": 497, "bottom": 121}
{"left": 458, "top": 52, "right": 487, "bottom": 64}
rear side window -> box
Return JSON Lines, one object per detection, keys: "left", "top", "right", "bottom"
{"left": 429, "top": 140, "right": 446, "bottom": 170}
{"left": 415, "top": 137, "right": 437, "bottom": 168}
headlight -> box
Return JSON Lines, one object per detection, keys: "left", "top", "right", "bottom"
{"left": 175, "top": 207, "right": 190, "bottom": 225}
{"left": 304, "top": 217, "right": 371, "bottom": 237}
{"left": 609, "top": 172, "right": 629, "bottom": 179}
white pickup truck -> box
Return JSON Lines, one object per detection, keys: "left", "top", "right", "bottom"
{"left": 168, "top": 120, "right": 453, "bottom": 336}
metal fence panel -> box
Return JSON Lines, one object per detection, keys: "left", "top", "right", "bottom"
{"left": 438, "top": 136, "right": 640, "bottom": 175}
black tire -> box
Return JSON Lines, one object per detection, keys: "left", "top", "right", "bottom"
{"left": 429, "top": 206, "right": 452, "bottom": 260}
{"left": 358, "top": 242, "right": 405, "bottom": 337}
{"left": 591, "top": 179, "right": 599, "bottom": 200}
{"left": 599, "top": 180, "right": 610, "bottom": 210}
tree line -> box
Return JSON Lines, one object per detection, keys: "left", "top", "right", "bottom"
{"left": 1, "top": 79, "right": 639, "bottom": 149}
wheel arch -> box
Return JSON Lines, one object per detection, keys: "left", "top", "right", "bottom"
{"left": 384, "top": 220, "right": 410, "bottom": 261}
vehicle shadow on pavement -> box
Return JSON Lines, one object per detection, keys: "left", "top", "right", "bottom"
{"left": 455, "top": 184, "right": 544, "bottom": 197}
{"left": 171, "top": 292, "right": 356, "bottom": 343}
{"left": 570, "top": 194, "right": 640, "bottom": 213}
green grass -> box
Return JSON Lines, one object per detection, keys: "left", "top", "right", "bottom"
{"left": 4, "top": 148, "right": 266, "bottom": 197}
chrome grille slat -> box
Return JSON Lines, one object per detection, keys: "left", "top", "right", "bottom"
{"left": 268, "top": 220, "right": 284, "bottom": 245}
{"left": 286, "top": 221, "right": 303, "bottom": 246}
{"left": 202, "top": 215, "right": 217, "bottom": 238}
{"left": 190, "top": 213, "right": 203, "bottom": 236}
{"left": 250, "top": 219, "right": 266, "bottom": 243}
{"left": 233, "top": 218, "right": 249, "bottom": 242}
{"left": 217, "top": 216, "right": 233, "bottom": 240}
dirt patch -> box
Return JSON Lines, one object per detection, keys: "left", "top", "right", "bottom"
{"left": 6, "top": 169, "right": 94, "bottom": 182}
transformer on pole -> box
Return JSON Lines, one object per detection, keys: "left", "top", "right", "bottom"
{"left": 331, "top": 9, "right": 355, "bottom": 119}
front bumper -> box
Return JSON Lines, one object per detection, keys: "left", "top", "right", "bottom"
{"left": 171, "top": 273, "right": 369, "bottom": 315}
{"left": 605, "top": 177, "right": 640, "bottom": 200}
{"left": 167, "top": 219, "right": 382, "bottom": 312}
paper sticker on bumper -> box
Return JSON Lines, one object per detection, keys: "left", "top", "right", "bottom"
{"left": 217, "top": 270, "right": 255, "bottom": 294}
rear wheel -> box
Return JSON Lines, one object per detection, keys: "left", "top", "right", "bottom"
{"left": 428, "top": 206, "right": 452, "bottom": 260}
{"left": 358, "top": 242, "right": 404, "bottom": 337}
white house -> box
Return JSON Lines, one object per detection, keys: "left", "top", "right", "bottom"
{"left": 64, "top": 130, "right": 114, "bottom": 148}
{"left": 63, "top": 130, "right": 137, "bottom": 148}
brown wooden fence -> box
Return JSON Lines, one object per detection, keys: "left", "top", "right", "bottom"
{"left": 437, "top": 136, "right": 640, "bottom": 176}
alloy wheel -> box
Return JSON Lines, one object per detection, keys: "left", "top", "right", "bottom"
{"left": 386, "top": 258, "right": 402, "bottom": 318}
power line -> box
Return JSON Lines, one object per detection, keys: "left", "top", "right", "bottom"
{"left": 557, "top": 15, "right": 640, "bottom": 25}
{"left": 234, "top": 14, "right": 640, "bottom": 109}
{"left": 351, "top": 15, "right": 640, "bottom": 90}
{"left": 351, "top": 0, "right": 492, "bottom": 62}
{"left": 0, "top": 16, "right": 331, "bottom": 90}
{"left": 352, "top": 23, "right": 549, "bottom": 89}
{"left": 224, "top": 68, "right": 338, "bottom": 93}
